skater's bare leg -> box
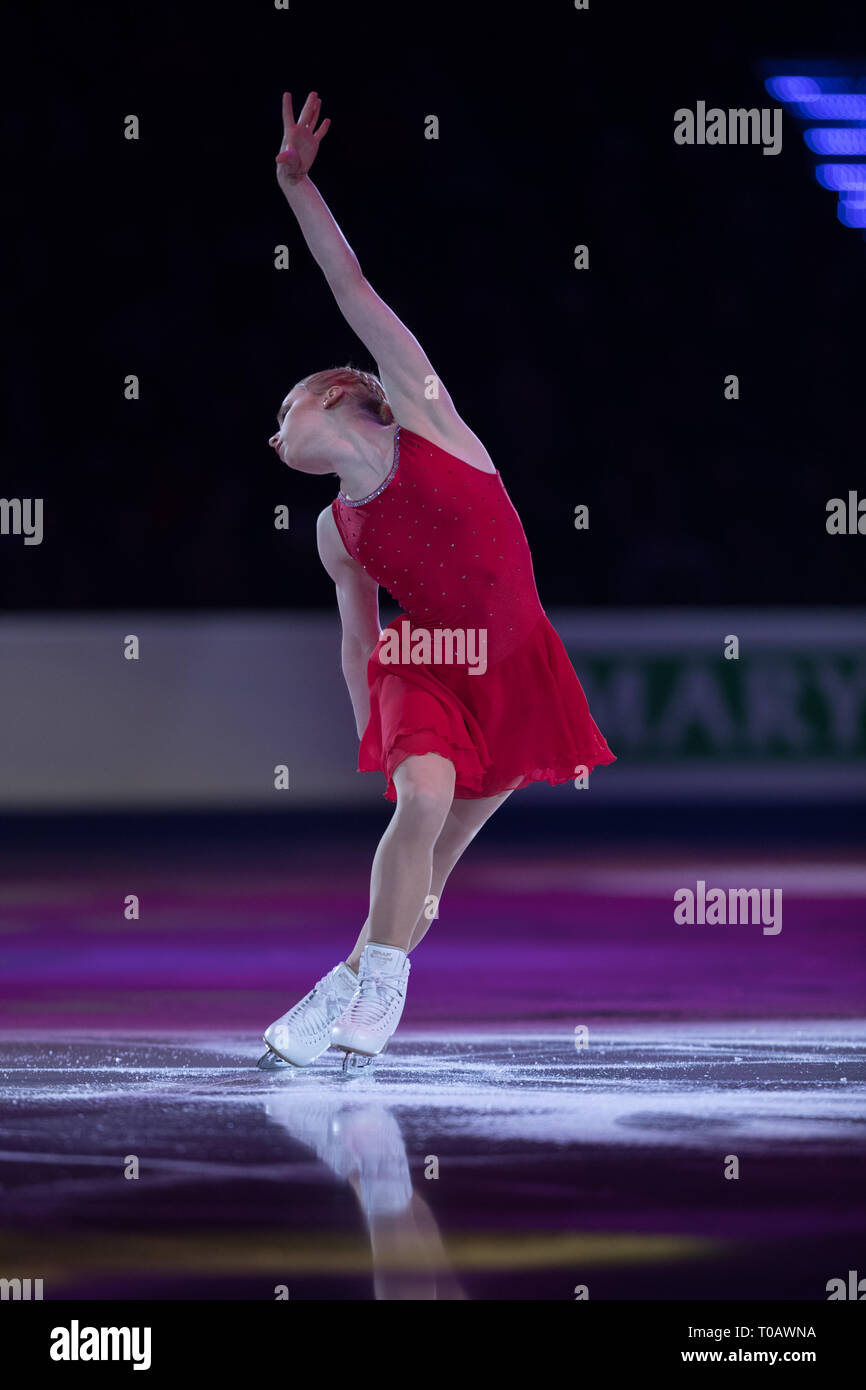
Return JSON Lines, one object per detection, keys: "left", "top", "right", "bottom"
{"left": 406, "top": 787, "right": 514, "bottom": 950}
{"left": 346, "top": 787, "right": 514, "bottom": 968}
{"left": 354, "top": 752, "right": 456, "bottom": 955}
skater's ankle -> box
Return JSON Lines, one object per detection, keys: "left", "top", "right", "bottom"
{"left": 344, "top": 959, "right": 360, "bottom": 975}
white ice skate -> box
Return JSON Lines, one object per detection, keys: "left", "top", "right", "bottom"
{"left": 330, "top": 942, "right": 410, "bottom": 1073}
{"left": 258, "top": 962, "right": 359, "bottom": 1068}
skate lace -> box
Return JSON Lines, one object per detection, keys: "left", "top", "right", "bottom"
{"left": 297, "top": 978, "right": 347, "bottom": 1037}
{"left": 348, "top": 976, "right": 401, "bottom": 1028}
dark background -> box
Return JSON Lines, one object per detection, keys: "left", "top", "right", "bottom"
{"left": 4, "top": 0, "right": 864, "bottom": 610}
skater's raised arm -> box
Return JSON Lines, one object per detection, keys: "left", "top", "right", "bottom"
{"left": 276, "top": 92, "right": 494, "bottom": 468}
{"left": 317, "top": 506, "right": 380, "bottom": 739}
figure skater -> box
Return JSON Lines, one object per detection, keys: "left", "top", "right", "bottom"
{"left": 261, "top": 91, "right": 615, "bottom": 1072}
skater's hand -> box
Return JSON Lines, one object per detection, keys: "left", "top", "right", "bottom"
{"left": 276, "top": 91, "right": 330, "bottom": 188}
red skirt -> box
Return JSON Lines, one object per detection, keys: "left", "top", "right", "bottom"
{"left": 358, "top": 614, "right": 616, "bottom": 802}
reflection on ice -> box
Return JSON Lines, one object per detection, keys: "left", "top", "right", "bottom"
{"left": 264, "top": 1092, "right": 465, "bottom": 1298}
{"left": 0, "top": 1026, "right": 864, "bottom": 1299}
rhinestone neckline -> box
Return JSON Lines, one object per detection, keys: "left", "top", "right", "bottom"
{"left": 337, "top": 426, "right": 401, "bottom": 507}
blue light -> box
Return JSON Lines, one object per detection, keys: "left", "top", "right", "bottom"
{"left": 838, "top": 201, "right": 866, "bottom": 227}
{"left": 816, "top": 163, "right": 866, "bottom": 191}
{"left": 804, "top": 128, "right": 866, "bottom": 155}
{"left": 765, "top": 76, "right": 822, "bottom": 101}
{"left": 764, "top": 67, "right": 866, "bottom": 238}
{"left": 791, "top": 95, "right": 866, "bottom": 119}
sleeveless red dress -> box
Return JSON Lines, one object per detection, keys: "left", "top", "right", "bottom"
{"left": 331, "top": 425, "right": 615, "bottom": 801}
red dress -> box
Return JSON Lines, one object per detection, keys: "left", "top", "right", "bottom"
{"left": 331, "top": 425, "right": 615, "bottom": 801}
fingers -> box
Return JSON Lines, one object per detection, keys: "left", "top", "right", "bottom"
{"left": 297, "top": 90, "right": 321, "bottom": 129}
{"left": 281, "top": 91, "right": 295, "bottom": 140}
{"left": 296, "top": 90, "right": 316, "bottom": 127}
{"left": 280, "top": 90, "right": 327, "bottom": 165}
{"left": 307, "top": 94, "right": 322, "bottom": 129}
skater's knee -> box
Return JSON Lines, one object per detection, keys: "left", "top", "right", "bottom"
{"left": 397, "top": 785, "right": 452, "bottom": 835}
{"left": 393, "top": 753, "right": 455, "bottom": 834}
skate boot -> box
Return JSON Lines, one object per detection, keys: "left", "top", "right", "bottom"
{"left": 258, "top": 962, "right": 359, "bottom": 1068}
{"left": 331, "top": 942, "right": 410, "bottom": 1072}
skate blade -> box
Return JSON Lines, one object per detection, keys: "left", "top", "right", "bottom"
{"left": 338, "top": 1048, "right": 376, "bottom": 1075}
{"left": 337, "top": 1042, "right": 388, "bottom": 1075}
{"left": 256, "top": 1044, "right": 300, "bottom": 1071}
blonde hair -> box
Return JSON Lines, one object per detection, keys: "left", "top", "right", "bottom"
{"left": 301, "top": 365, "right": 394, "bottom": 425}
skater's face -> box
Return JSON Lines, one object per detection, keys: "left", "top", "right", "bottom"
{"left": 269, "top": 383, "right": 344, "bottom": 474}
